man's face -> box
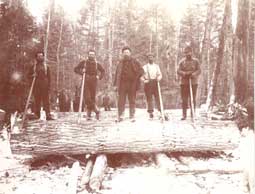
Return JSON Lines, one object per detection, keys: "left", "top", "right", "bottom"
{"left": 122, "top": 49, "right": 131, "bottom": 59}
{"left": 36, "top": 53, "right": 44, "bottom": 62}
{"left": 184, "top": 50, "right": 192, "bottom": 59}
{"left": 88, "top": 51, "right": 96, "bottom": 60}
{"left": 148, "top": 55, "right": 154, "bottom": 63}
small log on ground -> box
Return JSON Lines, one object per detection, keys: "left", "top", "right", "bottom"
{"left": 67, "top": 161, "right": 80, "bottom": 194}
{"left": 156, "top": 153, "right": 243, "bottom": 175}
{"left": 80, "top": 159, "right": 94, "bottom": 186}
{"left": 89, "top": 154, "right": 107, "bottom": 191}
{"left": 10, "top": 115, "right": 240, "bottom": 156}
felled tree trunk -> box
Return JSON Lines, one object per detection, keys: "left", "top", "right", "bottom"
{"left": 10, "top": 116, "right": 239, "bottom": 157}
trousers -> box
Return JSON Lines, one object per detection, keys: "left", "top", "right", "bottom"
{"left": 34, "top": 88, "right": 50, "bottom": 117}
{"left": 118, "top": 79, "right": 137, "bottom": 118}
{"left": 144, "top": 80, "right": 160, "bottom": 113}
{"left": 84, "top": 75, "right": 98, "bottom": 114}
{"left": 180, "top": 84, "right": 197, "bottom": 117}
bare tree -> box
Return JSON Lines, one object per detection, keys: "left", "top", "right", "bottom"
{"left": 205, "top": 0, "right": 232, "bottom": 111}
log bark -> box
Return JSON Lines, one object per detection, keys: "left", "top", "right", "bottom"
{"left": 10, "top": 115, "right": 239, "bottom": 156}
{"left": 89, "top": 154, "right": 107, "bottom": 191}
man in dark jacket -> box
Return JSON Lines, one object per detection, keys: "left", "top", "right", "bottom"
{"left": 177, "top": 46, "right": 201, "bottom": 120}
{"left": 113, "top": 46, "right": 144, "bottom": 122}
{"left": 74, "top": 49, "right": 105, "bottom": 120}
{"left": 28, "top": 51, "right": 53, "bottom": 120}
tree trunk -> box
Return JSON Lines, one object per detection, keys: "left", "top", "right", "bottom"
{"left": 155, "top": 5, "right": 159, "bottom": 62}
{"left": 198, "top": 0, "right": 214, "bottom": 105}
{"left": 107, "top": 5, "right": 114, "bottom": 87}
{"left": 89, "top": 154, "right": 107, "bottom": 191}
{"left": 205, "top": 0, "right": 231, "bottom": 111}
{"left": 219, "top": 0, "right": 233, "bottom": 104}
{"left": 10, "top": 115, "right": 239, "bottom": 156}
{"left": 234, "top": 0, "right": 250, "bottom": 102}
{"left": 44, "top": 0, "right": 54, "bottom": 71}
{"left": 56, "top": 15, "right": 64, "bottom": 93}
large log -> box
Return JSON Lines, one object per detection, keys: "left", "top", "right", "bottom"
{"left": 10, "top": 112, "right": 240, "bottom": 156}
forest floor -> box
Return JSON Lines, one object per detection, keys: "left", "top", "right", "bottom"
{"left": 0, "top": 109, "right": 254, "bottom": 194}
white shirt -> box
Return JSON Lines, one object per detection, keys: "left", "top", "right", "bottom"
{"left": 141, "top": 63, "right": 162, "bottom": 82}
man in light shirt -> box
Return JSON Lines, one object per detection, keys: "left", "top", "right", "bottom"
{"left": 141, "top": 53, "right": 162, "bottom": 119}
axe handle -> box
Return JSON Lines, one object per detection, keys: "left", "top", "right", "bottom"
{"left": 189, "top": 78, "right": 195, "bottom": 121}
{"left": 157, "top": 81, "right": 165, "bottom": 122}
{"left": 20, "top": 76, "right": 36, "bottom": 130}
{"left": 78, "top": 72, "right": 86, "bottom": 123}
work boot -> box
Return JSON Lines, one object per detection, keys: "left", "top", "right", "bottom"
{"left": 149, "top": 113, "right": 154, "bottom": 119}
{"left": 95, "top": 111, "right": 100, "bottom": 120}
{"left": 115, "top": 116, "right": 123, "bottom": 122}
{"left": 116, "top": 113, "right": 124, "bottom": 122}
{"left": 181, "top": 116, "right": 186, "bottom": 120}
{"left": 181, "top": 109, "right": 187, "bottom": 120}
{"left": 87, "top": 110, "right": 92, "bottom": 121}
{"left": 46, "top": 114, "right": 54, "bottom": 121}
{"left": 130, "top": 115, "right": 136, "bottom": 122}
{"left": 35, "top": 112, "right": 40, "bottom": 120}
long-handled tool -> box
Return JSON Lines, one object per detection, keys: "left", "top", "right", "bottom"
{"left": 157, "top": 81, "right": 165, "bottom": 123}
{"left": 78, "top": 72, "right": 86, "bottom": 123}
{"left": 20, "top": 76, "right": 36, "bottom": 130}
{"left": 114, "top": 87, "right": 120, "bottom": 122}
{"left": 189, "top": 78, "right": 195, "bottom": 122}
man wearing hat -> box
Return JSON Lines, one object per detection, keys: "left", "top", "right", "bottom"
{"left": 177, "top": 46, "right": 201, "bottom": 120}
{"left": 74, "top": 49, "right": 105, "bottom": 120}
{"left": 28, "top": 51, "right": 54, "bottom": 120}
{"left": 141, "top": 53, "right": 162, "bottom": 119}
{"left": 113, "top": 46, "right": 144, "bottom": 122}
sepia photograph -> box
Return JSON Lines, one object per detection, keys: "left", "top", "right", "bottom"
{"left": 0, "top": 0, "right": 254, "bottom": 193}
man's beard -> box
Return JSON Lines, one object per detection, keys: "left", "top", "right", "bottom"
{"left": 123, "top": 55, "right": 130, "bottom": 60}
{"left": 148, "top": 60, "right": 153, "bottom": 64}
{"left": 88, "top": 57, "right": 95, "bottom": 61}
{"left": 186, "top": 55, "right": 192, "bottom": 60}
{"left": 37, "top": 58, "right": 44, "bottom": 63}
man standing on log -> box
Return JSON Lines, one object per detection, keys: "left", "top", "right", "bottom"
{"left": 141, "top": 53, "right": 162, "bottom": 119}
{"left": 28, "top": 51, "right": 54, "bottom": 120}
{"left": 113, "top": 46, "right": 144, "bottom": 122}
{"left": 74, "top": 49, "right": 105, "bottom": 120}
{"left": 177, "top": 46, "right": 201, "bottom": 120}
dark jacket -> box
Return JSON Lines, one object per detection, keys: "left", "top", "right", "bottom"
{"left": 74, "top": 59, "right": 105, "bottom": 80}
{"left": 177, "top": 57, "right": 201, "bottom": 85}
{"left": 28, "top": 62, "right": 51, "bottom": 91}
{"left": 114, "top": 57, "right": 144, "bottom": 90}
